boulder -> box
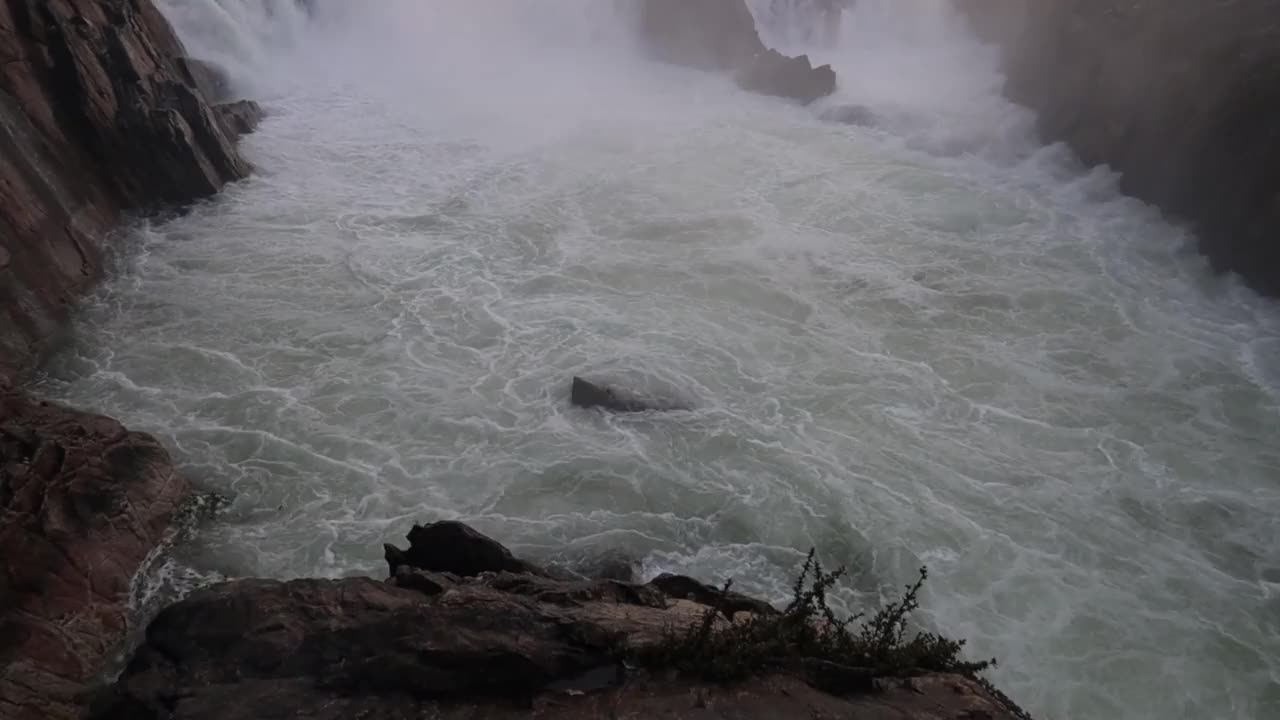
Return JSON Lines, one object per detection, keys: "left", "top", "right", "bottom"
{"left": 635, "top": 0, "right": 837, "bottom": 103}
{"left": 214, "top": 100, "right": 266, "bottom": 138}
{"left": 736, "top": 50, "right": 837, "bottom": 105}
{"left": 384, "top": 520, "right": 547, "bottom": 577}
{"left": 0, "top": 391, "right": 192, "bottom": 720}
{"left": 88, "top": 524, "right": 1031, "bottom": 720}
{"left": 648, "top": 573, "right": 780, "bottom": 619}
{"left": 570, "top": 376, "right": 688, "bottom": 413}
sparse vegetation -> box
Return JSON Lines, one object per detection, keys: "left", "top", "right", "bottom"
{"left": 635, "top": 549, "right": 997, "bottom": 691}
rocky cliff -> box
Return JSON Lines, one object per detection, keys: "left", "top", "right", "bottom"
{"left": 0, "top": 0, "right": 261, "bottom": 381}
{"left": 957, "top": 0, "right": 1280, "bottom": 297}
{"left": 1, "top": 1, "right": 253, "bottom": 717}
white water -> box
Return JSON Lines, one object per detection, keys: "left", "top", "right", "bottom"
{"left": 41, "top": 1, "right": 1280, "bottom": 718}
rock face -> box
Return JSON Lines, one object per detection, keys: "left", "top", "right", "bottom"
{"left": 957, "top": 0, "right": 1280, "bottom": 297}
{"left": 91, "top": 522, "right": 1029, "bottom": 720}
{"left": 0, "top": 391, "right": 192, "bottom": 720}
{"left": 0, "top": 0, "right": 261, "bottom": 380}
{"left": 635, "top": 0, "right": 837, "bottom": 104}
{"left": 736, "top": 49, "right": 837, "bottom": 105}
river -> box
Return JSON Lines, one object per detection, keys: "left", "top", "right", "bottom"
{"left": 38, "top": 1, "right": 1280, "bottom": 717}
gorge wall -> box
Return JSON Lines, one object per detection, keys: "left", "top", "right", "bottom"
{"left": 957, "top": 0, "right": 1280, "bottom": 297}
{"left": 1, "top": 1, "right": 255, "bottom": 717}
{"left": 0, "top": 0, "right": 259, "bottom": 382}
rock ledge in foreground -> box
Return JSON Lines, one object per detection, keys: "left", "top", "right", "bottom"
{"left": 91, "top": 521, "right": 1032, "bottom": 720}
{"left": 0, "top": 391, "right": 192, "bottom": 720}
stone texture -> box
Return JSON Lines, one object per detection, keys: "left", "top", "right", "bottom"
{"left": 0, "top": 391, "right": 191, "bottom": 720}
{"left": 0, "top": 0, "right": 261, "bottom": 381}
{"left": 90, "top": 525, "right": 1029, "bottom": 720}
{"left": 635, "top": 0, "right": 837, "bottom": 104}
{"left": 736, "top": 49, "right": 837, "bottom": 105}
{"left": 958, "top": 0, "right": 1280, "bottom": 296}
{"left": 384, "top": 520, "right": 550, "bottom": 578}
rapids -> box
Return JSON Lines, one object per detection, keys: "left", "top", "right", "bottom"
{"left": 39, "top": 1, "right": 1280, "bottom": 717}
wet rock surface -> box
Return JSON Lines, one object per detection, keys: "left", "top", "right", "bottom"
{"left": 90, "top": 522, "right": 1029, "bottom": 720}
{"left": 958, "top": 0, "right": 1280, "bottom": 296}
{"left": 636, "top": 0, "right": 837, "bottom": 104}
{"left": 0, "top": 392, "right": 191, "bottom": 720}
{"left": 0, "top": 0, "right": 261, "bottom": 379}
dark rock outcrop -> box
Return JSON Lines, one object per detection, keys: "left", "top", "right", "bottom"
{"left": 90, "top": 523, "right": 1028, "bottom": 720}
{"left": 384, "top": 520, "right": 549, "bottom": 578}
{"left": 649, "top": 573, "right": 780, "bottom": 619}
{"left": 957, "top": 0, "right": 1280, "bottom": 296}
{"left": 0, "top": 0, "right": 261, "bottom": 380}
{"left": 736, "top": 49, "right": 837, "bottom": 105}
{"left": 635, "top": 0, "right": 837, "bottom": 104}
{"left": 0, "top": 391, "right": 192, "bottom": 720}
{"left": 572, "top": 376, "right": 655, "bottom": 413}
{"left": 636, "top": 0, "right": 766, "bottom": 72}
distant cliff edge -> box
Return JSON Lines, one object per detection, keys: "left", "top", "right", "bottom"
{"left": 958, "top": 0, "right": 1280, "bottom": 297}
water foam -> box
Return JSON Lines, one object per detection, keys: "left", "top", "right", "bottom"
{"left": 42, "top": 2, "right": 1280, "bottom": 718}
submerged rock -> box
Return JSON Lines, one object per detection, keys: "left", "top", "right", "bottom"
{"left": 820, "top": 103, "right": 878, "bottom": 127}
{"left": 570, "top": 376, "right": 688, "bottom": 413}
{"left": 90, "top": 522, "right": 1031, "bottom": 720}
{"left": 0, "top": 392, "right": 191, "bottom": 720}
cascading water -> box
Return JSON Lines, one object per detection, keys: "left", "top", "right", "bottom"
{"left": 40, "top": 1, "right": 1280, "bottom": 718}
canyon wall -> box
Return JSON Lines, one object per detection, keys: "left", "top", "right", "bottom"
{"left": 958, "top": 0, "right": 1280, "bottom": 296}
{"left": 0, "top": 0, "right": 258, "bottom": 382}
{"left": 0, "top": 1, "right": 253, "bottom": 717}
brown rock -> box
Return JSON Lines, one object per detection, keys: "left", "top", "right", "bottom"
{"left": 0, "top": 0, "right": 261, "bottom": 380}
{"left": 0, "top": 391, "right": 192, "bottom": 720}
{"left": 87, "top": 565, "right": 1028, "bottom": 720}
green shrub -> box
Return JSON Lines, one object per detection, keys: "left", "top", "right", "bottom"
{"left": 636, "top": 549, "right": 996, "bottom": 689}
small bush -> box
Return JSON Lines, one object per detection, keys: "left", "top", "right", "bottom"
{"left": 635, "top": 549, "right": 996, "bottom": 689}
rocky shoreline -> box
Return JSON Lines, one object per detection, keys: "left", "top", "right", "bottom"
{"left": 87, "top": 521, "right": 1029, "bottom": 720}
{"left": 1, "top": 0, "right": 255, "bottom": 717}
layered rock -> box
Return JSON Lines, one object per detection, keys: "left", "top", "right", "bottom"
{"left": 90, "top": 521, "right": 1030, "bottom": 720}
{"left": 0, "top": 392, "right": 191, "bottom": 720}
{"left": 0, "top": 1, "right": 254, "bottom": 717}
{"left": 635, "top": 0, "right": 837, "bottom": 104}
{"left": 957, "top": 0, "right": 1280, "bottom": 297}
{"left": 0, "top": 0, "right": 260, "bottom": 380}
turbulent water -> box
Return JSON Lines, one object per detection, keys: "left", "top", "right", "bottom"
{"left": 39, "top": 1, "right": 1280, "bottom": 718}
